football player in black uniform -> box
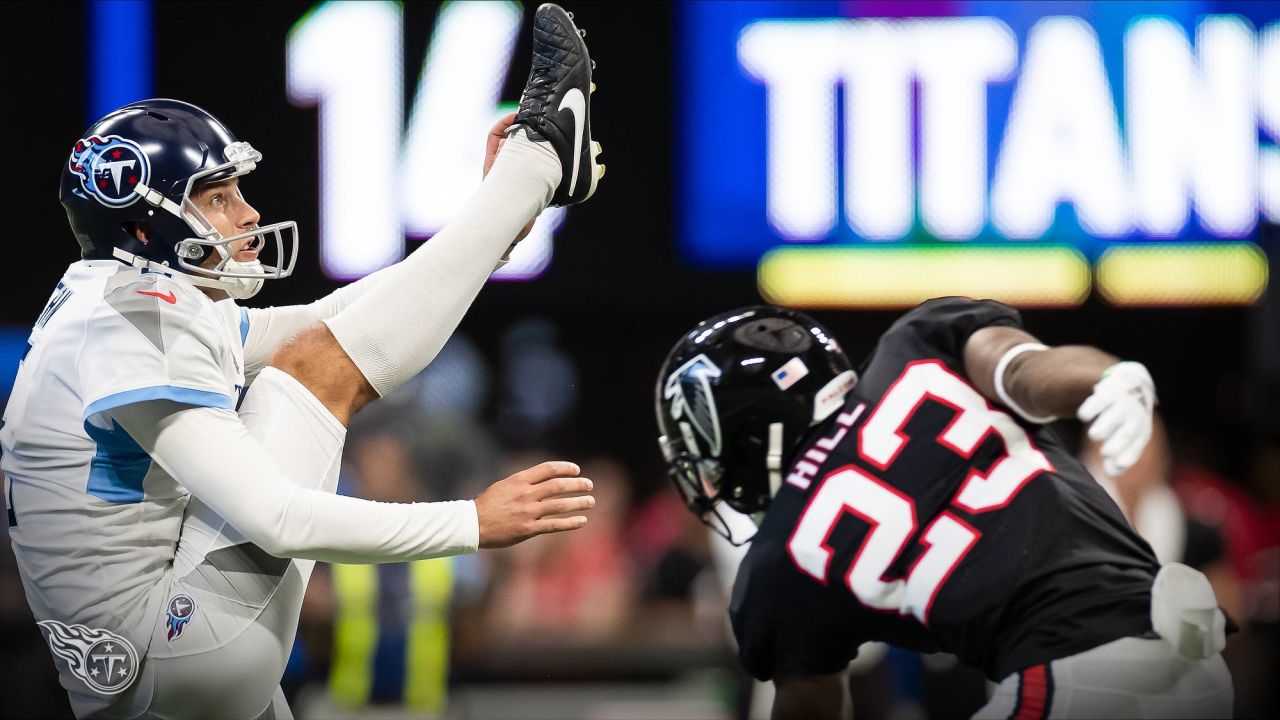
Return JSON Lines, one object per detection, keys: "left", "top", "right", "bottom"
{"left": 655, "top": 298, "right": 1233, "bottom": 719}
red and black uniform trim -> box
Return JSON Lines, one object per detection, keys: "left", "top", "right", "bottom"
{"left": 1010, "top": 663, "right": 1055, "bottom": 720}
{"left": 728, "top": 298, "right": 1159, "bottom": 684}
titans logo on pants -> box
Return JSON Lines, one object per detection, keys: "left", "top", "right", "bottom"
{"left": 37, "top": 620, "right": 139, "bottom": 695}
{"left": 165, "top": 594, "right": 197, "bottom": 641}
{"left": 67, "top": 134, "right": 151, "bottom": 208}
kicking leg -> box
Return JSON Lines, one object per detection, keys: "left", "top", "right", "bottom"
{"left": 112, "top": 7, "right": 602, "bottom": 716}
{"left": 127, "top": 368, "right": 346, "bottom": 719}
{"left": 308, "top": 4, "right": 601, "bottom": 411}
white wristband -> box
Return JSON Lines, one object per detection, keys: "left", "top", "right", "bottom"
{"left": 993, "top": 342, "right": 1056, "bottom": 424}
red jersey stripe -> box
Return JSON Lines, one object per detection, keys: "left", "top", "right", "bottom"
{"left": 1013, "top": 664, "right": 1050, "bottom": 720}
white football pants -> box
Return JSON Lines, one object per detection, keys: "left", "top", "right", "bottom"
{"left": 104, "top": 367, "right": 345, "bottom": 719}
{"left": 972, "top": 635, "right": 1233, "bottom": 720}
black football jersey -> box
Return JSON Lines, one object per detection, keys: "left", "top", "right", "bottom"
{"left": 730, "top": 297, "right": 1159, "bottom": 683}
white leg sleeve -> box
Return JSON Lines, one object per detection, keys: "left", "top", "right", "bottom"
{"left": 323, "top": 134, "right": 560, "bottom": 396}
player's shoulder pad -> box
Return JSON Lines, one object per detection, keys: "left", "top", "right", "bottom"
{"left": 890, "top": 295, "right": 1022, "bottom": 335}
{"left": 880, "top": 296, "right": 1023, "bottom": 359}
{"left": 98, "top": 267, "right": 214, "bottom": 353}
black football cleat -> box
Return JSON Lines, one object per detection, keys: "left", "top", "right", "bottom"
{"left": 510, "top": 4, "right": 604, "bottom": 206}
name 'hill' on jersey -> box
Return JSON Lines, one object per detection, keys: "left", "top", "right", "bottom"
{"left": 730, "top": 298, "right": 1160, "bottom": 683}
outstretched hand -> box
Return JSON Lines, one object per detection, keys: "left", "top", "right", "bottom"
{"left": 475, "top": 460, "right": 594, "bottom": 549}
{"left": 485, "top": 111, "right": 537, "bottom": 248}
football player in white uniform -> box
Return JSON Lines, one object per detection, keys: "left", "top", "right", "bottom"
{"left": 2, "top": 5, "right": 602, "bottom": 718}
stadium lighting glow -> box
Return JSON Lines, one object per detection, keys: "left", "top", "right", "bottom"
{"left": 990, "top": 17, "right": 1131, "bottom": 239}
{"left": 915, "top": 20, "right": 1017, "bottom": 240}
{"left": 287, "top": 1, "right": 404, "bottom": 279}
{"left": 1096, "top": 243, "right": 1268, "bottom": 306}
{"left": 400, "top": 1, "right": 523, "bottom": 235}
{"left": 88, "top": 0, "right": 152, "bottom": 124}
{"left": 288, "top": 1, "right": 559, "bottom": 282}
{"left": 1261, "top": 23, "right": 1280, "bottom": 223}
{"left": 690, "top": 5, "right": 1280, "bottom": 308}
{"left": 738, "top": 21, "right": 842, "bottom": 240}
{"left": 1127, "top": 17, "right": 1256, "bottom": 237}
{"left": 757, "top": 246, "right": 1091, "bottom": 309}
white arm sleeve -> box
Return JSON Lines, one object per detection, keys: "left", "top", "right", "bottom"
{"left": 111, "top": 400, "right": 479, "bottom": 562}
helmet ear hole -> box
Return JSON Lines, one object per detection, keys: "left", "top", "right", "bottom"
{"left": 122, "top": 221, "right": 150, "bottom": 245}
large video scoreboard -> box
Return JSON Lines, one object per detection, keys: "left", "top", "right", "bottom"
{"left": 679, "top": 1, "right": 1279, "bottom": 307}
{"left": 79, "top": 1, "right": 1278, "bottom": 308}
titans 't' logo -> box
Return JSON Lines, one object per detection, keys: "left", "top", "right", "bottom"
{"left": 165, "top": 594, "right": 197, "bottom": 641}
{"left": 68, "top": 134, "right": 151, "bottom": 208}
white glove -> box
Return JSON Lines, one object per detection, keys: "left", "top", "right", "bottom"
{"left": 1077, "top": 361, "right": 1156, "bottom": 477}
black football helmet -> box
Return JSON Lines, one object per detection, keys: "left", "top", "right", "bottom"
{"left": 60, "top": 99, "right": 297, "bottom": 299}
{"left": 655, "top": 306, "right": 857, "bottom": 544}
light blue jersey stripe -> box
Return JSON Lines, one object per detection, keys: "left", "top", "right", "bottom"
{"left": 81, "top": 385, "right": 233, "bottom": 504}
{"left": 84, "top": 420, "right": 150, "bottom": 503}
{"left": 84, "top": 386, "right": 233, "bottom": 423}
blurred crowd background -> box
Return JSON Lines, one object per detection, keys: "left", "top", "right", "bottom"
{"left": 3, "top": 1, "right": 1278, "bottom": 718}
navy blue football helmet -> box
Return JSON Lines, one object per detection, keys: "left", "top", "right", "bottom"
{"left": 655, "top": 306, "right": 857, "bottom": 544}
{"left": 60, "top": 99, "right": 297, "bottom": 299}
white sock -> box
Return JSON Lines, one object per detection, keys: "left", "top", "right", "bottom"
{"left": 324, "top": 135, "right": 560, "bottom": 396}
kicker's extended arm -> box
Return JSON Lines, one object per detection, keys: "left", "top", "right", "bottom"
{"left": 112, "top": 400, "right": 478, "bottom": 562}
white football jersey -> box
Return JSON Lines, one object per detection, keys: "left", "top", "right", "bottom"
{"left": 2, "top": 260, "right": 247, "bottom": 662}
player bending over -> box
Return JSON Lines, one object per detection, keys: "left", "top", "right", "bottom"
{"left": 3, "top": 5, "right": 601, "bottom": 718}
{"left": 655, "top": 299, "right": 1233, "bottom": 719}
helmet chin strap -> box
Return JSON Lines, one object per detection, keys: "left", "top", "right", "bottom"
{"left": 211, "top": 243, "right": 265, "bottom": 300}
{"left": 739, "top": 422, "right": 795, "bottom": 532}
{"left": 766, "top": 421, "right": 785, "bottom": 498}
{"left": 133, "top": 179, "right": 269, "bottom": 300}
{"left": 111, "top": 247, "right": 263, "bottom": 300}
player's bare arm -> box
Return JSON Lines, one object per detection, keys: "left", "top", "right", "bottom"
{"left": 963, "top": 325, "right": 1117, "bottom": 418}
{"left": 964, "top": 324, "right": 1157, "bottom": 476}
{"left": 771, "top": 672, "right": 850, "bottom": 720}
